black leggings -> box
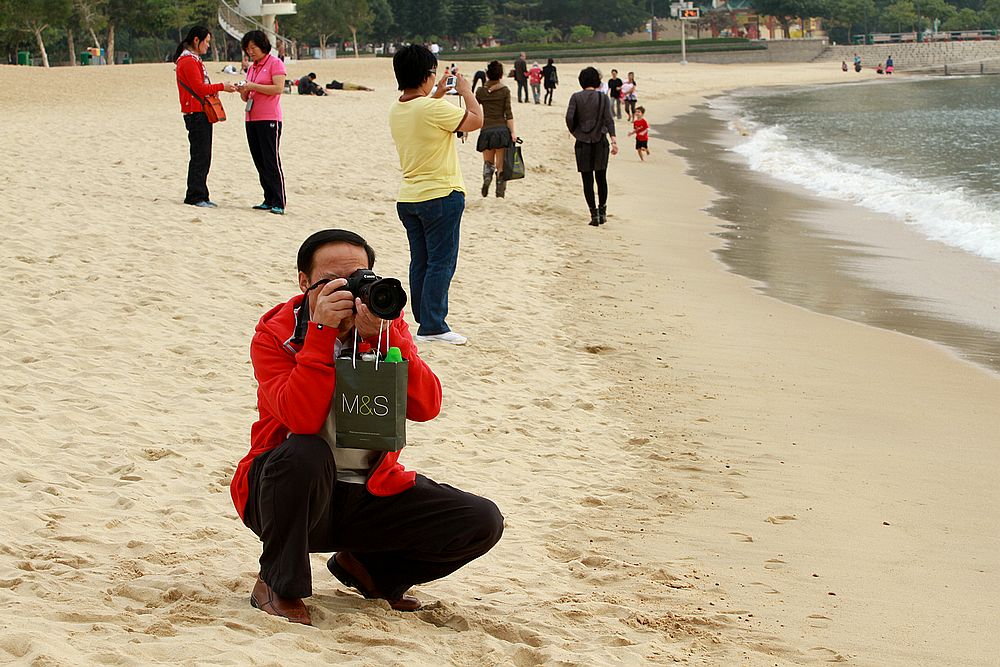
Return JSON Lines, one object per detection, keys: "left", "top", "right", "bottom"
{"left": 581, "top": 170, "right": 608, "bottom": 210}
{"left": 624, "top": 98, "right": 637, "bottom": 118}
{"left": 544, "top": 87, "right": 554, "bottom": 105}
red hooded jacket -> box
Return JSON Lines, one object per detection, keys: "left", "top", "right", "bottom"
{"left": 230, "top": 294, "right": 442, "bottom": 520}
{"left": 175, "top": 52, "right": 223, "bottom": 114}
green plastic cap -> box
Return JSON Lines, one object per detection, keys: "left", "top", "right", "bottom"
{"left": 384, "top": 347, "right": 403, "bottom": 363}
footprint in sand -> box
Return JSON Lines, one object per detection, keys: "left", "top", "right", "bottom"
{"left": 807, "top": 613, "right": 832, "bottom": 629}
{"left": 766, "top": 515, "right": 798, "bottom": 524}
{"left": 763, "top": 558, "right": 786, "bottom": 570}
{"left": 751, "top": 581, "right": 780, "bottom": 594}
{"left": 809, "top": 646, "right": 849, "bottom": 662}
{"left": 729, "top": 532, "right": 754, "bottom": 543}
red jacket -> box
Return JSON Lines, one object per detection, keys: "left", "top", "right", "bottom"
{"left": 230, "top": 294, "right": 442, "bottom": 520}
{"left": 175, "top": 53, "right": 223, "bottom": 114}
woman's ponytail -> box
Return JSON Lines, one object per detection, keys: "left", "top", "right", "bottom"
{"left": 173, "top": 25, "right": 212, "bottom": 63}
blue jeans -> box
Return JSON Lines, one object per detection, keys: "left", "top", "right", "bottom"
{"left": 396, "top": 190, "right": 465, "bottom": 335}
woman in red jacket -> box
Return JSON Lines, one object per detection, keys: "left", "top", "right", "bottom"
{"left": 173, "top": 26, "right": 235, "bottom": 208}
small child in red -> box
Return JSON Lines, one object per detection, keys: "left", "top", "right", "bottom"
{"left": 628, "top": 106, "right": 650, "bottom": 161}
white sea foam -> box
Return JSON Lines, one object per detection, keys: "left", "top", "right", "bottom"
{"left": 727, "top": 119, "right": 1000, "bottom": 264}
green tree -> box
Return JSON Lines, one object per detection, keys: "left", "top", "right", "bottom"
{"left": 825, "top": 0, "right": 877, "bottom": 39}
{"left": 940, "top": 6, "right": 982, "bottom": 26}
{"left": 334, "top": 0, "right": 373, "bottom": 57}
{"left": 569, "top": 23, "right": 594, "bottom": 40}
{"left": 882, "top": 0, "right": 919, "bottom": 29}
{"left": 9, "top": 0, "right": 73, "bottom": 67}
{"left": 448, "top": 0, "right": 493, "bottom": 38}
{"left": 367, "top": 0, "right": 396, "bottom": 44}
{"left": 917, "top": 0, "right": 958, "bottom": 26}
{"left": 390, "top": 0, "right": 447, "bottom": 40}
{"left": 295, "top": 0, "right": 342, "bottom": 55}
{"left": 984, "top": 0, "right": 1000, "bottom": 25}
{"left": 516, "top": 23, "right": 550, "bottom": 42}
{"left": 74, "top": 0, "right": 106, "bottom": 51}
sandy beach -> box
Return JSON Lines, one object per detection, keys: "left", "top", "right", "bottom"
{"left": 1, "top": 57, "right": 997, "bottom": 665}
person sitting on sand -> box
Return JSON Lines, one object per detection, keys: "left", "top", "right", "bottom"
{"left": 841, "top": 60, "right": 848, "bottom": 72}
{"left": 297, "top": 72, "right": 326, "bottom": 95}
{"left": 876, "top": 63, "right": 884, "bottom": 75}
{"left": 232, "top": 228, "right": 504, "bottom": 625}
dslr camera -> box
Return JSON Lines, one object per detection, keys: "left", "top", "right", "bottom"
{"left": 336, "top": 269, "right": 407, "bottom": 320}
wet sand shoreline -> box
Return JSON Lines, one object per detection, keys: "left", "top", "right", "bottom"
{"left": 659, "top": 102, "right": 1000, "bottom": 374}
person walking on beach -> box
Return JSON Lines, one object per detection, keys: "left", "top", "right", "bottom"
{"left": 621, "top": 71, "right": 638, "bottom": 122}
{"left": 542, "top": 58, "right": 558, "bottom": 106}
{"left": 173, "top": 26, "right": 236, "bottom": 208}
{"left": 389, "top": 44, "right": 483, "bottom": 345}
{"left": 475, "top": 61, "right": 517, "bottom": 198}
{"left": 237, "top": 30, "right": 287, "bottom": 215}
{"left": 528, "top": 61, "right": 543, "bottom": 104}
{"left": 566, "top": 66, "right": 617, "bottom": 226}
{"left": 886, "top": 55, "right": 894, "bottom": 74}
{"left": 854, "top": 53, "right": 862, "bottom": 72}
{"left": 233, "top": 228, "right": 504, "bottom": 625}
{"left": 628, "top": 106, "right": 650, "bottom": 161}
{"left": 607, "top": 69, "right": 624, "bottom": 120}
{"left": 513, "top": 52, "right": 529, "bottom": 103}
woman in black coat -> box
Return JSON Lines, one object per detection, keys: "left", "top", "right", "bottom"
{"left": 565, "top": 67, "right": 618, "bottom": 226}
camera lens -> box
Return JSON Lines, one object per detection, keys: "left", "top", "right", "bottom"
{"left": 361, "top": 278, "right": 407, "bottom": 320}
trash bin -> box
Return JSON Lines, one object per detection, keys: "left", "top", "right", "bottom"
{"left": 17, "top": 51, "right": 30, "bottom": 65}
{"left": 123, "top": 55, "right": 132, "bottom": 64}
{"left": 864, "top": 33, "right": 874, "bottom": 44}
{"left": 80, "top": 51, "right": 92, "bottom": 65}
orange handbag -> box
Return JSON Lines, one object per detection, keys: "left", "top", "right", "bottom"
{"left": 179, "top": 80, "right": 227, "bottom": 123}
{"left": 201, "top": 94, "right": 226, "bottom": 123}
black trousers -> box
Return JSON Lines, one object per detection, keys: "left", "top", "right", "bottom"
{"left": 245, "top": 120, "right": 286, "bottom": 208}
{"left": 243, "top": 435, "right": 504, "bottom": 600}
{"left": 516, "top": 78, "right": 528, "bottom": 102}
{"left": 544, "top": 87, "right": 554, "bottom": 105}
{"left": 581, "top": 170, "right": 608, "bottom": 210}
{"left": 183, "top": 112, "right": 212, "bottom": 204}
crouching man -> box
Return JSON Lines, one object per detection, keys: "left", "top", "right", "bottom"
{"left": 231, "top": 229, "right": 504, "bottom": 625}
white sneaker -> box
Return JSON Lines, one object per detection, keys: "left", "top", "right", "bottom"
{"left": 415, "top": 331, "right": 468, "bottom": 345}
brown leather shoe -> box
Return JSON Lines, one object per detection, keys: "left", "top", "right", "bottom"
{"left": 327, "top": 552, "right": 422, "bottom": 612}
{"left": 250, "top": 576, "right": 312, "bottom": 625}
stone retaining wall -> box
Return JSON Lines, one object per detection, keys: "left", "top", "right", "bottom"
{"left": 815, "top": 41, "right": 1000, "bottom": 70}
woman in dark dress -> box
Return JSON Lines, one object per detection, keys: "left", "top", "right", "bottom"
{"left": 475, "top": 60, "right": 517, "bottom": 198}
{"left": 542, "top": 58, "right": 558, "bottom": 106}
{"left": 565, "top": 67, "right": 618, "bottom": 226}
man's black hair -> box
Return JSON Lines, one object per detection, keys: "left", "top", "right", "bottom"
{"left": 393, "top": 44, "right": 437, "bottom": 91}
{"left": 297, "top": 229, "right": 376, "bottom": 275}
{"left": 308, "top": 72, "right": 316, "bottom": 79}
{"left": 578, "top": 66, "right": 601, "bottom": 89}
{"left": 241, "top": 30, "right": 272, "bottom": 56}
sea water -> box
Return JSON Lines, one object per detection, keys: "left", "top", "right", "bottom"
{"left": 667, "top": 76, "right": 1000, "bottom": 372}
{"left": 717, "top": 77, "right": 1000, "bottom": 263}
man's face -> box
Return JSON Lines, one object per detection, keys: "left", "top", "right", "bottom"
{"left": 298, "top": 242, "right": 370, "bottom": 320}
{"left": 611, "top": 70, "right": 618, "bottom": 77}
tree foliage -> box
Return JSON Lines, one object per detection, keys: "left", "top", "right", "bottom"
{"left": 4, "top": 0, "right": 999, "bottom": 65}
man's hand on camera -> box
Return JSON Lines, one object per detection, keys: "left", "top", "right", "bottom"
{"left": 353, "top": 299, "right": 385, "bottom": 340}
{"left": 312, "top": 278, "right": 355, "bottom": 330}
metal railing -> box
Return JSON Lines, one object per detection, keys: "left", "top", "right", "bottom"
{"left": 218, "top": 0, "right": 293, "bottom": 55}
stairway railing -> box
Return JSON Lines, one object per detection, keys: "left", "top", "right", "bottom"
{"left": 218, "top": 0, "right": 293, "bottom": 56}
